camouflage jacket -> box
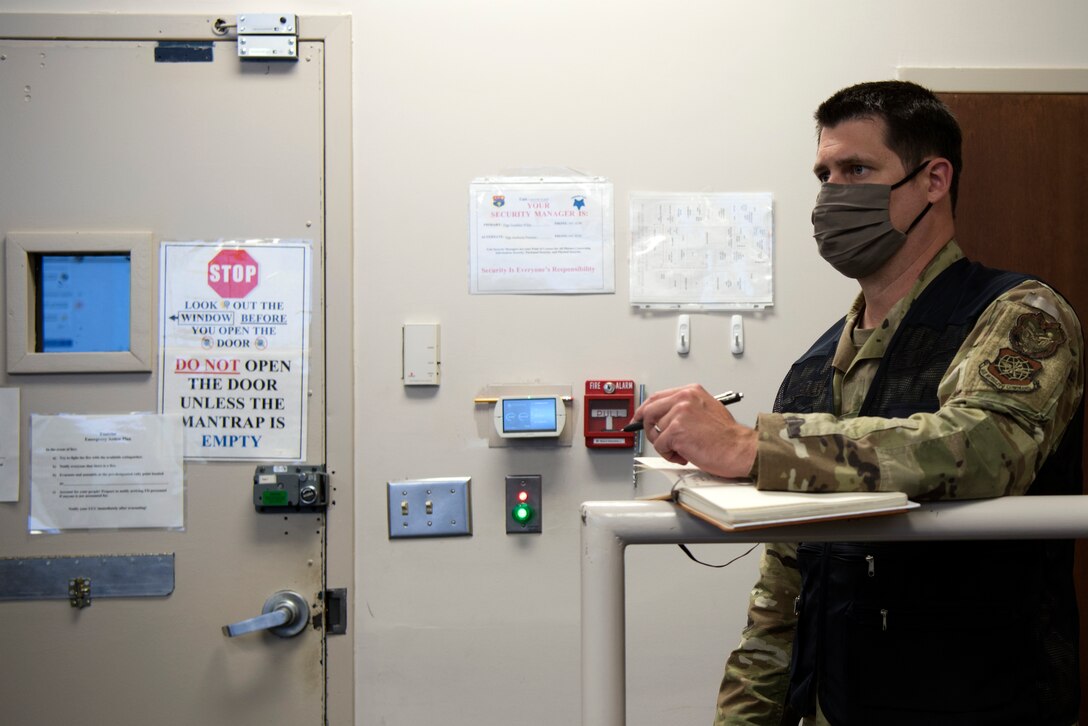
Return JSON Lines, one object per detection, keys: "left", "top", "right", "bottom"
{"left": 714, "top": 241, "right": 1084, "bottom": 726}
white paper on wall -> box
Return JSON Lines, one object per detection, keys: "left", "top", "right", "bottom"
{"left": 158, "top": 240, "right": 312, "bottom": 461}
{"left": 29, "top": 413, "right": 184, "bottom": 533}
{"left": 469, "top": 173, "right": 615, "bottom": 294}
{"left": 629, "top": 192, "right": 774, "bottom": 310}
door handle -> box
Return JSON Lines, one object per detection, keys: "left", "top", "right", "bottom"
{"left": 222, "top": 590, "right": 311, "bottom": 638}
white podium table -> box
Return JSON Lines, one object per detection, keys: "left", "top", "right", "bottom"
{"left": 580, "top": 496, "right": 1088, "bottom": 726}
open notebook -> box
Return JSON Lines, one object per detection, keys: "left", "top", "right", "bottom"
{"left": 636, "top": 457, "right": 917, "bottom": 531}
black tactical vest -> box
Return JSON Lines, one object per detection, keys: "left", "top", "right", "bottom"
{"left": 778, "top": 258, "right": 1082, "bottom": 726}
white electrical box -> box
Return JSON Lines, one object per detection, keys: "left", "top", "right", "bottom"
{"left": 403, "top": 323, "right": 440, "bottom": 385}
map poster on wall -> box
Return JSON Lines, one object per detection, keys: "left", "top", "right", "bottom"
{"left": 158, "top": 240, "right": 312, "bottom": 461}
{"left": 629, "top": 193, "right": 774, "bottom": 310}
{"left": 469, "top": 174, "right": 614, "bottom": 294}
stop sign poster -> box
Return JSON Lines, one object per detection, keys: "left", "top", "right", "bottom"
{"left": 158, "top": 241, "right": 312, "bottom": 461}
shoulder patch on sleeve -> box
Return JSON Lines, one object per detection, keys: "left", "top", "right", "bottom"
{"left": 980, "top": 349, "right": 1043, "bottom": 392}
{"left": 978, "top": 311, "right": 1066, "bottom": 393}
{"left": 1009, "top": 311, "right": 1066, "bottom": 359}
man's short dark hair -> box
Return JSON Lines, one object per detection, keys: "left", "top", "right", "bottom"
{"left": 815, "top": 80, "right": 963, "bottom": 210}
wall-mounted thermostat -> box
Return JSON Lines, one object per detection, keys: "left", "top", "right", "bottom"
{"left": 492, "top": 396, "right": 566, "bottom": 439}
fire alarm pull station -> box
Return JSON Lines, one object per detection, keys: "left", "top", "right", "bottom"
{"left": 584, "top": 380, "right": 636, "bottom": 448}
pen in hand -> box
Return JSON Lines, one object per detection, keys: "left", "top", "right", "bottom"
{"left": 621, "top": 390, "right": 743, "bottom": 432}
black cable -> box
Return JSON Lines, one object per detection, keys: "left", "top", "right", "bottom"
{"left": 677, "top": 542, "right": 760, "bottom": 568}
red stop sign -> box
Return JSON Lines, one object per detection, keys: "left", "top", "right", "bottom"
{"left": 207, "top": 249, "right": 259, "bottom": 298}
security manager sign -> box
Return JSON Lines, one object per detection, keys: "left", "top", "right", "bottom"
{"left": 158, "top": 240, "right": 313, "bottom": 461}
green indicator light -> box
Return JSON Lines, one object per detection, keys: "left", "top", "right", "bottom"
{"left": 262, "top": 489, "right": 290, "bottom": 506}
{"left": 512, "top": 503, "right": 534, "bottom": 523}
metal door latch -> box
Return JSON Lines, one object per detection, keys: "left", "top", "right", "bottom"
{"left": 321, "top": 588, "right": 347, "bottom": 635}
{"left": 237, "top": 14, "right": 299, "bottom": 61}
{"left": 69, "top": 577, "right": 92, "bottom": 609}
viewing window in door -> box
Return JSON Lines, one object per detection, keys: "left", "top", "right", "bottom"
{"left": 4, "top": 231, "right": 153, "bottom": 373}
{"left": 34, "top": 253, "right": 131, "bottom": 353}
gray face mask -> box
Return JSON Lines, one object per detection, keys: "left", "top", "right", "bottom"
{"left": 811, "top": 160, "right": 932, "bottom": 278}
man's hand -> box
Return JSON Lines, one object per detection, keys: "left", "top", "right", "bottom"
{"left": 631, "top": 384, "right": 757, "bottom": 478}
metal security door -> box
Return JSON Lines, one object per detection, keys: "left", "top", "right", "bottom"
{"left": 0, "top": 15, "right": 353, "bottom": 726}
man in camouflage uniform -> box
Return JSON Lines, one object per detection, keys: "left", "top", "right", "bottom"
{"left": 633, "top": 81, "right": 1083, "bottom": 725}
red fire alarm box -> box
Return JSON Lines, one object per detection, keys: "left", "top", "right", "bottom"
{"left": 584, "top": 380, "right": 636, "bottom": 448}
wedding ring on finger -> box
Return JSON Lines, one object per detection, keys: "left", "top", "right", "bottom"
{"left": 653, "top": 424, "right": 662, "bottom": 433}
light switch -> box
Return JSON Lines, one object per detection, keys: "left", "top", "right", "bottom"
{"left": 388, "top": 478, "right": 471, "bottom": 538}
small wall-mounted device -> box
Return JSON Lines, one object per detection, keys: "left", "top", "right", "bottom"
{"left": 584, "top": 379, "right": 636, "bottom": 448}
{"left": 492, "top": 396, "right": 566, "bottom": 439}
{"left": 253, "top": 464, "right": 327, "bottom": 513}
{"left": 676, "top": 315, "right": 690, "bottom": 355}
{"left": 403, "top": 322, "right": 440, "bottom": 386}
{"left": 731, "top": 314, "right": 744, "bottom": 356}
{"left": 505, "top": 474, "right": 542, "bottom": 534}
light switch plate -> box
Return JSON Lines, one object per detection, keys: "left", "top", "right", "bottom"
{"left": 387, "top": 477, "right": 471, "bottom": 538}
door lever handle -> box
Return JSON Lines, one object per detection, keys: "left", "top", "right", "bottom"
{"left": 222, "top": 590, "right": 311, "bottom": 638}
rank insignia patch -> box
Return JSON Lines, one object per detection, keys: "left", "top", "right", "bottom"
{"left": 980, "top": 347, "right": 1043, "bottom": 392}
{"left": 1010, "top": 311, "right": 1066, "bottom": 359}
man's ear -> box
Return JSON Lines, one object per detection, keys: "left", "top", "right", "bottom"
{"left": 925, "top": 157, "right": 954, "bottom": 203}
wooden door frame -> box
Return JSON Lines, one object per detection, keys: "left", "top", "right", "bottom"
{"left": 899, "top": 66, "right": 1088, "bottom": 93}
{"left": 900, "top": 64, "right": 1088, "bottom": 724}
{"left": 0, "top": 13, "right": 355, "bottom": 724}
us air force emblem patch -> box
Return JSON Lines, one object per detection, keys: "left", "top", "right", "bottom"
{"left": 980, "top": 348, "right": 1043, "bottom": 391}
{"left": 980, "top": 311, "right": 1066, "bottom": 392}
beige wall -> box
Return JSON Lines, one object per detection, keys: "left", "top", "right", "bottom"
{"left": 3, "top": 1, "right": 1086, "bottom": 724}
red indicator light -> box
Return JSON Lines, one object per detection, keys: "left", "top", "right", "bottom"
{"left": 517, "top": 491, "right": 529, "bottom": 502}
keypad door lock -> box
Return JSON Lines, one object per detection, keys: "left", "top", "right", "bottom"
{"left": 253, "top": 464, "right": 328, "bottom": 513}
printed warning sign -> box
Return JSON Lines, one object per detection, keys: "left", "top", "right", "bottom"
{"left": 158, "top": 240, "right": 312, "bottom": 461}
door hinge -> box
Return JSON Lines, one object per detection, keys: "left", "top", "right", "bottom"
{"left": 321, "top": 588, "right": 348, "bottom": 635}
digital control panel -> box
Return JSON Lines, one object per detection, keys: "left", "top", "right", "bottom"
{"left": 493, "top": 396, "right": 566, "bottom": 439}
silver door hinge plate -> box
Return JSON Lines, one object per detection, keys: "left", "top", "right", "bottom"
{"left": 0, "top": 554, "right": 175, "bottom": 602}
{"left": 237, "top": 14, "right": 298, "bottom": 61}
